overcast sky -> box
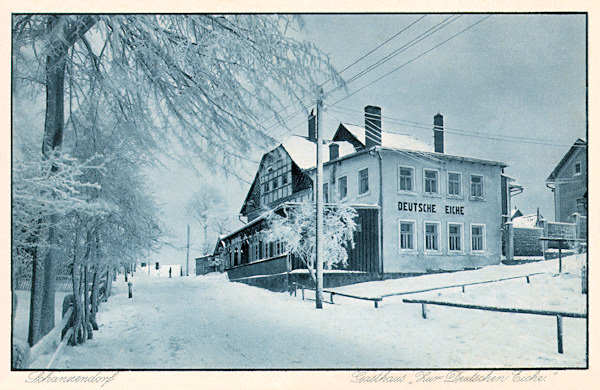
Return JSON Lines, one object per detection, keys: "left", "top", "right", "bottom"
{"left": 134, "top": 13, "right": 587, "bottom": 269}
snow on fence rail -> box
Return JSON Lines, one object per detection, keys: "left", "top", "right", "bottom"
{"left": 402, "top": 298, "right": 586, "bottom": 354}
{"left": 18, "top": 275, "right": 110, "bottom": 369}
{"left": 291, "top": 273, "right": 543, "bottom": 309}
{"left": 28, "top": 306, "right": 73, "bottom": 367}
{"left": 379, "top": 272, "right": 543, "bottom": 299}
{"left": 290, "top": 282, "right": 382, "bottom": 308}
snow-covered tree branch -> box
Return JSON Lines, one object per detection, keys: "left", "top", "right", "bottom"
{"left": 264, "top": 203, "right": 358, "bottom": 282}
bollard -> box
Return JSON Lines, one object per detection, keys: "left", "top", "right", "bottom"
{"left": 421, "top": 303, "right": 427, "bottom": 319}
{"left": 128, "top": 282, "right": 133, "bottom": 299}
{"left": 461, "top": 285, "right": 465, "bottom": 293}
{"left": 330, "top": 292, "right": 334, "bottom": 304}
{"left": 526, "top": 276, "right": 530, "bottom": 284}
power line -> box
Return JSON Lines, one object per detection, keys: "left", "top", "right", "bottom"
{"left": 326, "top": 105, "right": 578, "bottom": 147}
{"left": 319, "top": 14, "right": 428, "bottom": 89}
{"left": 327, "top": 15, "right": 493, "bottom": 108}
{"left": 259, "top": 15, "right": 433, "bottom": 143}
{"left": 325, "top": 15, "right": 462, "bottom": 99}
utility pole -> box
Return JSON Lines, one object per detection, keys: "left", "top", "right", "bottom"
{"left": 186, "top": 224, "right": 190, "bottom": 276}
{"left": 315, "top": 87, "right": 324, "bottom": 309}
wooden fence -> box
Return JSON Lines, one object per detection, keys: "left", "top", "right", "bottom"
{"left": 290, "top": 282, "right": 382, "bottom": 308}
{"left": 291, "top": 273, "right": 542, "bottom": 309}
{"left": 403, "top": 298, "right": 586, "bottom": 354}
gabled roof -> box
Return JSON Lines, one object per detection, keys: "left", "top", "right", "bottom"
{"left": 510, "top": 208, "right": 523, "bottom": 219}
{"left": 546, "top": 138, "right": 587, "bottom": 182}
{"left": 335, "top": 123, "right": 433, "bottom": 152}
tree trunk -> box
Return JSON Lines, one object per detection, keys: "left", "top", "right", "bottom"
{"left": 105, "top": 267, "right": 113, "bottom": 299}
{"left": 31, "top": 15, "right": 69, "bottom": 344}
{"left": 70, "top": 262, "right": 84, "bottom": 346}
{"left": 84, "top": 265, "right": 93, "bottom": 339}
{"left": 28, "top": 247, "right": 44, "bottom": 346}
{"left": 40, "top": 215, "right": 60, "bottom": 337}
{"left": 31, "top": 15, "right": 98, "bottom": 346}
{"left": 90, "top": 267, "right": 100, "bottom": 330}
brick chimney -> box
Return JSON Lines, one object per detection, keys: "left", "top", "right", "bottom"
{"left": 365, "top": 105, "right": 382, "bottom": 148}
{"left": 308, "top": 109, "right": 316, "bottom": 142}
{"left": 329, "top": 143, "right": 339, "bottom": 161}
{"left": 434, "top": 113, "right": 444, "bottom": 153}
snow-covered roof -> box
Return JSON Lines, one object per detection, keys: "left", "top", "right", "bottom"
{"left": 280, "top": 135, "right": 355, "bottom": 170}
{"left": 512, "top": 214, "right": 541, "bottom": 228}
{"left": 341, "top": 123, "right": 433, "bottom": 152}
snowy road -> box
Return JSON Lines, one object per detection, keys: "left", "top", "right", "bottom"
{"left": 49, "top": 258, "right": 586, "bottom": 369}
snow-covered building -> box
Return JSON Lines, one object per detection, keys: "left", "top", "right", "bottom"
{"left": 546, "top": 138, "right": 587, "bottom": 222}
{"left": 218, "top": 106, "right": 514, "bottom": 289}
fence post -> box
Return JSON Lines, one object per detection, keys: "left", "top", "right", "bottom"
{"left": 541, "top": 219, "right": 549, "bottom": 259}
{"left": 302, "top": 287, "right": 305, "bottom": 300}
{"left": 526, "top": 276, "right": 530, "bottom": 284}
{"left": 421, "top": 303, "right": 427, "bottom": 319}
{"left": 506, "top": 222, "right": 514, "bottom": 262}
{"left": 558, "top": 242, "right": 563, "bottom": 273}
{"left": 556, "top": 315, "right": 564, "bottom": 354}
{"left": 330, "top": 292, "right": 334, "bottom": 304}
{"left": 128, "top": 282, "right": 133, "bottom": 299}
{"left": 582, "top": 262, "right": 588, "bottom": 294}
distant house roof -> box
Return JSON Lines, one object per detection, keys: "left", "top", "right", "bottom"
{"left": 512, "top": 214, "right": 543, "bottom": 228}
{"left": 510, "top": 208, "right": 523, "bottom": 219}
{"left": 546, "top": 138, "right": 587, "bottom": 182}
{"left": 335, "top": 123, "right": 433, "bottom": 152}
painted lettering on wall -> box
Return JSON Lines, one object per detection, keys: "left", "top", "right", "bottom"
{"left": 398, "top": 202, "right": 436, "bottom": 213}
{"left": 445, "top": 205, "right": 465, "bottom": 215}
{"left": 397, "top": 201, "right": 466, "bottom": 215}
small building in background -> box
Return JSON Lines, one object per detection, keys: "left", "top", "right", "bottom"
{"left": 139, "top": 262, "right": 182, "bottom": 277}
{"left": 195, "top": 254, "right": 220, "bottom": 275}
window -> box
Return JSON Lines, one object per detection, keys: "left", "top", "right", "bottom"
{"left": 424, "top": 222, "right": 440, "bottom": 251}
{"left": 447, "top": 172, "right": 461, "bottom": 196}
{"left": 338, "top": 175, "right": 348, "bottom": 200}
{"left": 398, "top": 221, "right": 415, "bottom": 251}
{"left": 448, "top": 223, "right": 462, "bottom": 252}
{"left": 398, "top": 166, "right": 414, "bottom": 192}
{"left": 574, "top": 162, "right": 582, "bottom": 176}
{"left": 470, "top": 174, "right": 484, "bottom": 199}
{"left": 323, "top": 182, "right": 330, "bottom": 203}
{"left": 358, "top": 168, "right": 369, "bottom": 195}
{"left": 424, "top": 169, "right": 439, "bottom": 194}
{"left": 471, "top": 224, "right": 485, "bottom": 252}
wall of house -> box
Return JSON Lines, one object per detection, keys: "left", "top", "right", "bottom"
{"left": 380, "top": 150, "right": 503, "bottom": 273}
{"left": 313, "top": 151, "right": 380, "bottom": 206}
{"left": 226, "top": 254, "right": 289, "bottom": 280}
{"left": 554, "top": 147, "right": 587, "bottom": 222}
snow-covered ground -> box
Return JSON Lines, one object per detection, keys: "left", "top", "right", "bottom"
{"left": 27, "top": 254, "right": 586, "bottom": 369}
